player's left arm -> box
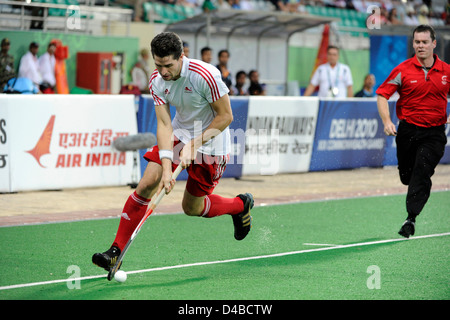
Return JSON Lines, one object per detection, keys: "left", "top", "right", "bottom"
{"left": 180, "top": 94, "right": 233, "bottom": 167}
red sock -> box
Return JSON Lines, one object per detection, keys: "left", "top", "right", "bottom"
{"left": 201, "top": 194, "right": 244, "bottom": 218}
{"left": 112, "top": 191, "right": 150, "bottom": 250}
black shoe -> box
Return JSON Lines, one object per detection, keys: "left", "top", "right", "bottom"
{"left": 233, "top": 193, "right": 254, "bottom": 240}
{"left": 92, "top": 246, "right": 121, "bottom": 271}
{"left": 398, "top": 219, "right": 415, "bottom": 238}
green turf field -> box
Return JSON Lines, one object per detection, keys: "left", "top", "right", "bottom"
{"left": 0, "top": 191, "right": 449, "bottom": 302}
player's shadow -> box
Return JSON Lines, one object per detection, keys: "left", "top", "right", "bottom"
{"left": 20, "top": 276, "right": 209, "bottom": 299}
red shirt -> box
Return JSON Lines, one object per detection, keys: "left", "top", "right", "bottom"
{"left": 376, "top": 54, "right": 450, "bottom": 127}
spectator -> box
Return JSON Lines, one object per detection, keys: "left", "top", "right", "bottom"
{"left": 0, "top": 38, "right": 16, "bottom": 93}
{"left": 388, "top": 7, "right": 402, "bottom": 25}
{"left": 403, "top": 5, "right": 419, "bottom": 25}
{"left": 38, "top": 41, "right": 57, "bottom": 93}
{"left": 269, "top": 0, "right": 284, "bottom": 11}
{"left": 18, "top": 42, "right": 43, "bottom": 90}
{"left": 131, "top": 48, "right": 151, "bottom": 94}
{"left": 229, "top": 0, "right": 253, "bottom": 10}
{"left": 216, "top": 49, "right": 232, "bottom": 92}
{"left": 231, "top": 70, "right": 248, "bottom": 96}
{"left": 200, "top": 46, "right": 212, "bottom": 63}
{"left": 303, "top": 45, "right": 353, "bottom": 98}
{"left": 113, "top": 0, "right": 145, "bottom": 22}
{"left": 379, "top": 6, "right": 390, "bottom": 25}
{"left": 183, "top": 41, "right": 190, "bottom": 58}
{"left": 276, "top": 0, "right": 301, "bottom": 13}
{"left": 417, "top": 4, "right": 430, "bottom": 24}
{"left": 354, "top": 73, "right": 376, "bottom": 98}
{"left": 248, "top": 69, "right": 266, "bottom": 96}
{"left": 181, "top": 0, "right": 201, "bottom": 7}
{"left": 446, "top": 0, "right": 450, "bottom": 25}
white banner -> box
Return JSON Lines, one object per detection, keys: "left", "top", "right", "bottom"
{"left": 0, "top": 95, "right": 137, "bottom": 192}
{"left": 243, "top": 97, "right": 319, "bottom": 175}
{"left": 0, "top": 104, "right": 10, "bottom": 192}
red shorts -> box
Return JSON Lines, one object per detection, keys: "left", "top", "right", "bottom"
{"left": 144, "top": 140, "right": 229, "bottom": 197}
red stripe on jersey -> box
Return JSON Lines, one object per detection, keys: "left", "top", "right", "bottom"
{"left": 150, "top": 69, "right": 159, "bottom": 80}
{"left": 153, "top": 93, "right": 165, "bottom": 105}
{"left": 149, "top": 69, "right": 166, "bottom": 105}
{"left": 189, "top": 62, "right": 220, "bottom": 101}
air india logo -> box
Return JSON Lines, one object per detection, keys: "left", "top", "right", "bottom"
{"left": 26, "top": 115, "right": 55, "bottom": 168}
{"left": 26, "top": 114, "right": 130, "bottom": 169}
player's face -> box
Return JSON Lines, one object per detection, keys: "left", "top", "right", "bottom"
{"left": 154, "top": 54, "right": 184, "bottom": 81}
{"left": 413, "top": 31, "right": 436, "bottom": 62}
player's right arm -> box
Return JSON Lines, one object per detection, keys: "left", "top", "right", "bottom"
{"left": 376, "top": 66, "right": 402, "bottom": 137}
{"left": 155, "top": 103, "right": 175, "bottom": 194}
{"left": 377, "top": 95, "right": 397, "bottom": 136}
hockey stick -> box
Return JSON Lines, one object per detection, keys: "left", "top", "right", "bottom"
{"left": 107, "top": 164, "right": 183, "bottom": 281}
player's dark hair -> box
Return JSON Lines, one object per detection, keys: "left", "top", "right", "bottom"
{"left": 413, "top": 24, "right": 436, "bottom": 41}
{"left": 151, "top": 32, "right": 183, "bottom": 60}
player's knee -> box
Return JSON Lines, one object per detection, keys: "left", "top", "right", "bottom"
{"left": 135, "top": 176, "right": 160, "bottom": 199}
{"left": 182, "top": 202, "right": 202, "bottom": 217}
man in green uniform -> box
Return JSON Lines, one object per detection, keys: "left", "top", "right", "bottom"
{"left": 0, "top": 38, "right": 16, "bottom": 93}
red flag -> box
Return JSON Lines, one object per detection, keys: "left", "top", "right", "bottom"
{"left": 311, "top": 24, "right": 330, "bottom": 76}
{"left": 309, "top": 24, "right": 330, "bottom": 93}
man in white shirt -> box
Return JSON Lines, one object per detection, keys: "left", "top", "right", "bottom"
{"left": 303, "top": 45, "right": 353, "bottom": 98}
{"left": 131, "top": 48, "right": 151, "bottom": 94}
{"left": 92, "top": 32, "right": 254, "bottom": 272}
{"left": 403, "top": 5, "right": 419, "bottom": 25}
{"left": 18, "top": 42, "right": 43, "bottom": 88}
{"left": 38, "top": 42, "right": 56, "bottom": 92}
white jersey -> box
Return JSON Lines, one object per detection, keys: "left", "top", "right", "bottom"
{"left": 149, "top": 56, "right": 231, "bottom": 156}
{"left": 310, "top": 62, "right": 353, "bottom": 98}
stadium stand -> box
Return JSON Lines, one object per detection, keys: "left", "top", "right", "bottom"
{"left": 1, "top": 0, "right": 448, "bottom": 31}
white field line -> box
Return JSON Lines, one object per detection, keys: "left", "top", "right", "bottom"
{"left": 302, "top": 243, "right": 343, "bottom": 247}
{"left": 1, "top": 232, "right": 449, "bottom": 292}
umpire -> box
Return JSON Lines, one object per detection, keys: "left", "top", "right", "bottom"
{"left": 376, "top": 25, "right": 450, "bottom": 238}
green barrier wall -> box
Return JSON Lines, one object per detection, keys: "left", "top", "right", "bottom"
{"left": 0, "top": 30, "right": 139, "bottom": 90}
{"left": 288, "top": 46, "right": 370, "bottom": 92}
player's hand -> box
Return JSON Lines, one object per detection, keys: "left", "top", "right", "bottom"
{"left": 158, "top": 164, "right": 175, "bottom": 195}
{"left": 383, "top": 122, "right": 397, "bottom": 136}
{"left": 158, "top": 172, "right": 175, "bottom": 194}
{"left": 179, "top": 141, "right": 197, "bottom": 169}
